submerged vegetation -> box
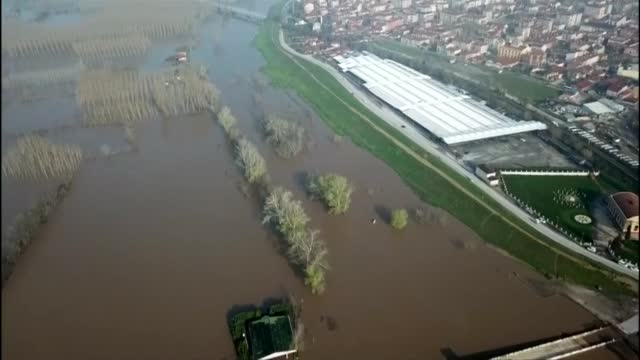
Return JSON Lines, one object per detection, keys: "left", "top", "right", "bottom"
{"left": 2, "top": 135, "right": 83, "bottom": 182}
{"left": 71, "top": 33, "right": 152, "bottom": 62}
{"left": 216, "top": 106, "right": 329, "bottom": 294}
{"left": 217, "top": 106, "right": 238, "bottom": 134}
{"left": 2, "top": 181, "right": 71, "bottom": 285}
{"left": 263, "top": 188, "right": 329, "bottom": 294}
{"left": 307, "top": 173, "right": 354, "bottom": 215}
{"left": 391, "top": 209, "right": 409, "bottom": 230}
{"left": 75, "top": 70, "right": 159, "bottom": 126}
{"left": 75, "top": 65, "right": 220, "bottom": 126}
{"left": 152, "top": 66, "right": 220, "bottom": 117}
{"left": 261, "top": 115, "right": 305, "bottom": 159}
{"left": 2, "top": 62, "right": 85, "bottom": 90}
{"left": 411, "top": 206, "right": 449, "bottom": 226}
{"left": 235, "top": 139, "right": 268, "bottom": 184}
{"left": 1, "top": 0, "right": 207, "bottom": 58}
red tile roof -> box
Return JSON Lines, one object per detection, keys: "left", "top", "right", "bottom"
{"left": 608, "top": 82, "right": 627, "bottom": 92}
{"left": 611, "top": 192, "right": 639, "bottom": 219}
{"left": 576, "top": 79, "right": 593, "bottom": 91}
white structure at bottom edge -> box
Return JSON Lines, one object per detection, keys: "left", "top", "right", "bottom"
{"left": 334, "top": 52, "right": 547, "bottom": 145}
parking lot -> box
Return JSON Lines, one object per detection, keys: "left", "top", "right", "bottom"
{"left": 569, "top": 125, "right": 639, "bottom": 167}
{"left": 453, "top": 132, "right": 575, "bottom": 168}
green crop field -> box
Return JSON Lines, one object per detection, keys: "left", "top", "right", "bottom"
{"left": 502, "top": 175, "right": 604, "bottom": 243}
{"left": 253, "top": 14, "right": 635, "bottom": 294}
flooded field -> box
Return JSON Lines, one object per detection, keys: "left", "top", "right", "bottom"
{"left": 1, "top": 1, "right": 634, "bottom": 359}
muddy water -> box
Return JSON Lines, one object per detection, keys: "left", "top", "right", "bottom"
{"left": 0, "top": 6, "right": 627, "bottom": 360}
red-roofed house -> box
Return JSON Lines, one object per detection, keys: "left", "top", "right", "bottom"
{"left": 576, "top": 79, "right": 594, "bottom": 92}
{"left": 607, "top": 82, "right": 630, "bottom": 97}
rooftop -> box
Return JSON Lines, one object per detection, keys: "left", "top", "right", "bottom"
{"left": 247, "top": 315, "right": 295, "bottom": 360}
{"left": 611, "top": 192, "right": 639, "bottom": 219}
{"left": 584, "top": 98, "right": 625, "bottom": 114}
{"left": 334, "top": 52, "right": 547, "bottom": 144}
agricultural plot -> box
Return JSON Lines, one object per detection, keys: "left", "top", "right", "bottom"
{"left": 1, "top": 1, "right": 204, "bottom": 58}
{"left": 75, "top": 65, "right": 219, "bottom": 126}
{"left": 502, "top": 175, "right": 604, "bottom": 242}
{"left": 1, "top": 135, "right": 83, "bottom": 182}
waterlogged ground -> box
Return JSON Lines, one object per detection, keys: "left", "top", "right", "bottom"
{"left": 0, "top": 3, "right": 632, "bottom": 359}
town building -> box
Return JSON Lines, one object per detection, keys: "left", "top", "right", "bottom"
{"left": 607, "top": 192, "right": 639, "bottom": 240}
{"left": 475, "top": 164, "right": 500, "bottom": 186}
{"left": 334, "top": 52, "right": 547, "bottom": 144}
{"left": 558, "top": 12, "right": 583, "bottom": 28}
{"left": 584, "top": 4, "right": 612, "bottom": 19}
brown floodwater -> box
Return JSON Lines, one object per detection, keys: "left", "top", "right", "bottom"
{"left": 1, "top": 4, "right": 632, "bottom": 359}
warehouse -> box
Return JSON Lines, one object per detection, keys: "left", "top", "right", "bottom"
{"left": 334, "top": 52, "right": 547, "bottom": 145}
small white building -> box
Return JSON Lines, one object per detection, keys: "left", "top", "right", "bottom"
{"left": 475, "top": 164, "right": 500, "bottom": 186}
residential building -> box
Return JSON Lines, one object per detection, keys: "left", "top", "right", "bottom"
{"left": 558, "top": 12, "right": 583, "bottom": 28}
{"left": 475, "top": 164, "right": 500, "bottom": 186}
{"left": 584, "top": 4, "right": 612, "bottom": 19}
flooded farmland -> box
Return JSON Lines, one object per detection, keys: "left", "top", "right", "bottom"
{"left": 1, "top": 0, "right": 634, "bottom": 359}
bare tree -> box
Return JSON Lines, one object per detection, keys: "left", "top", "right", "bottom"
{"left": 262, "top": 187, "right": 309, "bottom": 239}
{"left": 262, "top": 115, "right": 305, "bottom": 158}
{"left": 289, "top": 229, "right": 324, "bottom": 267}
{"left": 217, "top": 106, "right": 238, "bottom": 134}
{"left": 235, "top": 139, "right": 267, "bottom": 184}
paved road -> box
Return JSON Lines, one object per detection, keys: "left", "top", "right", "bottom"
{"left": 277, "top": 29, "right": 639, "bottom": 280}
{"left": 617, "top": 314, "right": 639, "bottom": 335}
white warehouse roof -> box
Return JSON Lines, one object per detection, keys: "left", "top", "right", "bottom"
{"left": 335, "top": 52, "right": 547, "bottom": 144}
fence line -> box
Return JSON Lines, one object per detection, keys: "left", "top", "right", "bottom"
{"left": 500, "top": 176, "right": 587, "bottom": 244}
{"left": 499, "top": 169, "right": 593, "bottom": 176}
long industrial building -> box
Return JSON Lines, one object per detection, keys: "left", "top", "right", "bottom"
{"left": 334, "top": 52, "right": 547, "bottom": 145}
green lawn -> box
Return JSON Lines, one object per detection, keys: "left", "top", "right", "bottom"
{"left": 494, "top": 72, "right": 561, "bottom": 103}
{"left": 253, "top": 17, "right": 634, "bottom": 294}
{"left": 369, "top": 39, "right": 560, "bottom": 103}
{"left": 502, "top": 175, "right": 603, "bottom": 243}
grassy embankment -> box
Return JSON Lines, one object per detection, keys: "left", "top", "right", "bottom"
{"left": 502, "top": 175, "right": 603, "bottom": 243}
{"left": 370, "top": 38, "right": 560, "bottom": 104}
{"left": 253, "top": 18, "right": 636, "bottom": 295}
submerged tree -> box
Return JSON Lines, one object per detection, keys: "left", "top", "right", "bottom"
{"left": 235, "top": 138, "right": 267, "bottom": 184}
{"left": 307, "top": 173, "right": 354, "bottom": 215}
{"left": 390, "top": 208, "right": 409, "bottom": 230}
{"left": 305, "top": 260, "right": 328, "bottom": 295}
{"left": 262, "top": 187, "right": 309, "bottom": 240}
{"left": 263, "top": 188, "right": 329, "bottom": 294}
{"left": 217, "top": 106, "right": 238, "bottom": 134}
{"left": 261, "top": 115, "right": 305, "bottom": 159}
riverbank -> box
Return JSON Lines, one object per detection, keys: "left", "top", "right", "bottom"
{"left": 253, "top": 17, "right": 637, "bottom": 295}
